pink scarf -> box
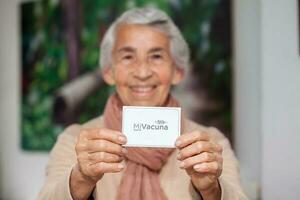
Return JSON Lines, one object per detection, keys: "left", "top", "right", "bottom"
{"left": 103, "top": 93, "right": 181, "bottom": 200}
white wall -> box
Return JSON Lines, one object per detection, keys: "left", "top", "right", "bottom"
{"left": 234, "top": 0, "right": 300, "bottom": 199}
{"left": 0, "top": 0, "right": 49, "bottom": 199}
{"left": 261, "top": 0, "right": 300, "bottom": 199}
{"left": 233, "top": 0, "right": 262, "bottom": 198}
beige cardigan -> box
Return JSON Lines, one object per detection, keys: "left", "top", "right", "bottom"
{"left": 38, "top": 116, "right": 248, "bottom": 200}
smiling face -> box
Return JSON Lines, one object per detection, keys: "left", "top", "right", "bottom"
{"left": 102, "top": 23, "right": 184, "bottom": 106}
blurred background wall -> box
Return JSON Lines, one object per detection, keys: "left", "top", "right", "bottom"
{"left": 0, "top": 0, "right": 300, "bottom": 199}
{"left": 0, "top": 1, "right": 49, "bottom": 199}
{"left": 234, "top": 0, "right": 300, "bottom": 199}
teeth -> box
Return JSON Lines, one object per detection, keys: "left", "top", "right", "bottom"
{"left": 131, "top": 86, "right": 154, "bottom": 93}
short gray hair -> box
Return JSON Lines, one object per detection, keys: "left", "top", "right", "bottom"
{"left": 100, "top": 7, "right": 190, "bottom": 69}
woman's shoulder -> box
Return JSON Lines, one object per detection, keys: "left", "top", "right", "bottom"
{"left": 82, "top": 115, "right": 105, "bottom": 129}
{"left": 59, "top": 115, "right": 104, "bottom": 139}
{"left": 184, "top": 118, "right": 227, "bottom": 142}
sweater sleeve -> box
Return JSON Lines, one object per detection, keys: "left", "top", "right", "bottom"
{"left": 208, "top": 127, "right": 248, "bottom": 200}
{"left": 37, "top": 124, "right": 81, "bottom": 200}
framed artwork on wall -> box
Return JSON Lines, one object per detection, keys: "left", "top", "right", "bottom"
{"left": 20, "top": 0, "right": 233, "bottom": 151}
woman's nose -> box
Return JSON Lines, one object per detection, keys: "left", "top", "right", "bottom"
{"left": 132, "top": 61, "right": 153, "bottom": 80}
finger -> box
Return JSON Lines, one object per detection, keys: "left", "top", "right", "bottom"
{"left": 81, "top": 128, "right": 127, "bottom": 145}
{"left": 193, "top": 162, "right": 221, "bottom": 174}
{"left": 179, "top": 152, "right": 217, "bottom": 169}
{"left": 88, "top": 152, "right": 123, "bottom": 164}
{"left": 177, "top": 141, "right": 220, "bottom": 160}
{"left": 87, "top": 139, "right": 127, "bottom": 156}
{"left": 89, "top": 162, "right": 125, "bottom": 175}
{"left": 175, "top": 130, "right": 209, "bottom": 148}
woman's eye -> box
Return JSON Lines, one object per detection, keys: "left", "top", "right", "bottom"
{"left": 123, "top": 55, "right": 133, "bottom": 60}
{"left": 151, "top": 54, "right": 162, "bottom": 60}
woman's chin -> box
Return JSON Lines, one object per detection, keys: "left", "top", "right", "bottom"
{"left": 126, "top": 100, "right": 158, "bottom": 107}
{"left": 123, "top": 97, "right": 163, "bottom": 107}
{"left": 119, "top": 90, "right": 168, "bottom": 107}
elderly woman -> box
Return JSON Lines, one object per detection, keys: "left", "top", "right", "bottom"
{"left": 38, "top": 7, "right": 247, "bottom": 200}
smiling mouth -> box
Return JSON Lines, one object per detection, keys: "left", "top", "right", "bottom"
{"left": 130, "top": 85, "right": 157, "bottom": 96}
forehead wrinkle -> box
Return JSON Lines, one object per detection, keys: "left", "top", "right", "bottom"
{"left": 117, "top": 46, "right": 136, "bottom": 53}
{"left": 148, "top": 47, "right": 165, "bottom": 54}
{"left": 117, "top": 46, "right": 167, "bottom": 56}
{"left": 114, "top": 24, "right": 171, "bottom": 56}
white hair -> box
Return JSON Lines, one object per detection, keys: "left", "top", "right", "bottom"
{"left": 100, "top": 7, "right": 190, "bottom": 69}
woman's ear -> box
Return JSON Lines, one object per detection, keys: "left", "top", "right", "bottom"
{"left": 101, "top": 66, "right": 116, "bottom": 85}
{"left": 171, "top": 67, "right": 185, "bottom": 85}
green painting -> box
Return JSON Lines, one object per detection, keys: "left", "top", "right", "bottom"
{"left": 21, "top": 0, "right": 232, "bottom": 151}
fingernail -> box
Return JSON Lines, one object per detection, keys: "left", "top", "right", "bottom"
{"left": 119, "top": 136, "right": 126, "bottom": 143}
{"left": 175, "top": 140, "right": 181, "bottom": 147}
{"left": 194, "top": 164, "right": 206, "bottom": 171}
{"left": 179, "top": 161, "right": 185, "bottom": 168}
{"left": 118, "top": 164, "right": 124, "bottom": 169}
{"left": 194, "top": 164, "right": 201, "bottom": 169}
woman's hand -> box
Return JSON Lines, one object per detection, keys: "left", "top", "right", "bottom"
{"left": 70, "top": 128, "right": 127, "bottom": 200}
{"left": 175, "top": 130, "right": 223, "bottom": 199}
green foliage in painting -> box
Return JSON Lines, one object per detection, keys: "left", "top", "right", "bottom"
{"left": 21, "top": 0, "right": 232, "bottom": 151}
